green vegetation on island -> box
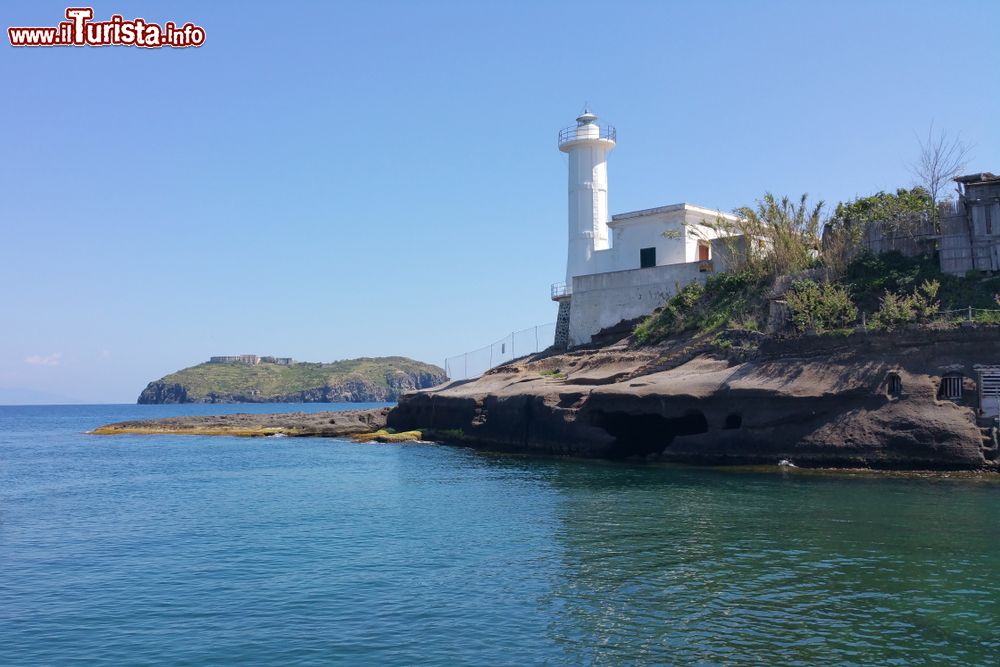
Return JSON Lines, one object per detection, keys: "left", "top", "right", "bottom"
{"left": 137, "top": 356, "right": 447, "bottom": 404}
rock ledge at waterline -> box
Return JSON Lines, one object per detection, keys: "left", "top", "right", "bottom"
{"left": 388, "top": 327, "right": 1000, "bottom": 471}
{"left": 92, "top": 408, "right": 390, "bottom": 438}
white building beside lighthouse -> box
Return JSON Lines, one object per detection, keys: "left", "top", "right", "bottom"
{"left": 553, "top": 110, "right": 742, "bottom": 347}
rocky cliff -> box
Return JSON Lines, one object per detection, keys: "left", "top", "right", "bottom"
{"left": 138, "top": 357, "right": 446, "bottom": 404}
{"left": 388, "top": 327, "right": 1000, "bottom": 471}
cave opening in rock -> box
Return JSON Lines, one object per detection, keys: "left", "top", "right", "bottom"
{"left": 591, "top": 410, "right": 709, "bottom": 459}
{"left": 887, "top": 372, "right": 902, "bottom": 398}
{"left": 723, "top": 413, "right": 742, "bottom": 430}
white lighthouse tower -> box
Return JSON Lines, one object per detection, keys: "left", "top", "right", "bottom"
{"left": 558, "top": 109, "right": 616, "bottom": 283}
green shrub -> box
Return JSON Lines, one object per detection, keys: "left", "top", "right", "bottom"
{"left": 700, "top": 193, "right": 822, "bottom": 280}
{"left": 870, "top": 290, "right": 916, "bottom": 330}
{"left": 828, "top": 188, "right": 933, "bottom": 228}
{"left": 823, "top": 188, "right": 934, "bottom": 280}
{"left": 870, "top": 280, "right": 940, "bottom": 330}
{"left": 843, "top": 251, "right": 1000, "bottom": 313}
{"left": 914, "top": 279, "right": 940, "bottom": 318}
{"left": 785, "top": 279, "right": 858, "bottom": 333}
{"left": 633, "top": 282, "right": 705, "bottom": 344}
{"left": 633, "top": 271, "right": 765, "bottom": 345}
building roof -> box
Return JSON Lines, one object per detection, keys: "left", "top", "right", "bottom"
{"left": 954, "top": 172, "right": 1000, "bottom": 184}
{"left": 611, "top": 202, "right": 740, "bottom": 224}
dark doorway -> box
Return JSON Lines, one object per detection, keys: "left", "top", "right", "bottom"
{"left": 640, "top": 247, "right": 656, "bottom": 268}
{"left": 887, "top": 372, "right": 902, "bottom": 398}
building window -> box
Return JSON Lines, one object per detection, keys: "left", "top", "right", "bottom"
{"left": 987, "top": 204, "right": 993, "bottom": 235}
{"left": 698, "top": 241, "right": 711, "bottom": 262}
{"left": 940, "top": 374, "right": 963, "bottom": 400}
{"left": 640, "top": 247, "right": 656, "bottom": 268}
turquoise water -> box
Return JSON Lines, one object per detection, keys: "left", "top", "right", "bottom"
{"left": 1, "top": 404, "right": 998, "bottom": 665}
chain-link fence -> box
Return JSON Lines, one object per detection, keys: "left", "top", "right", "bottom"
{"left": 445, "top": 322, "right": 556, "bottom": 381}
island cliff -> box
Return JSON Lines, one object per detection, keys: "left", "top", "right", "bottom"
{"left": 387, "top": 327, "right": 1000, "bottom": 471}
{"left": 138, "top": 356, "right": 446, "bottom": 404}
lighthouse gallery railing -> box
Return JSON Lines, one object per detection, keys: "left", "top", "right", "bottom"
{"left": 557, "top": 124, "right": 616, "bottom": 147}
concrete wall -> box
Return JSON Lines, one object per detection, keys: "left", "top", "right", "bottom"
{"left": 567, "top": 235, "right": 747, "bottom": 347}
{"left": 568, "top": 260, "right": 709, "bottom": 346}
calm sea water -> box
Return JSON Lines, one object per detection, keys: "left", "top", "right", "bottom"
{"left": 1, "top": 404, "right": 998, "bottom": 666}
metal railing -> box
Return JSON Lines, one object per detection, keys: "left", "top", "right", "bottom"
{"left": 557, "top": 124, "right": 616, "bottom": 147}
{"left": 550, "top": 281, "right": 571, "bottom": 300}
{"left": 854, "top": 306, "right": 1000, "bottom": 331}
{"left": 929, "top": 307, "right": 1000, "bottom": 324}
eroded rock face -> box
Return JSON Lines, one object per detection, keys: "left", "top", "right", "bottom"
{"left": 388, "top": 329, "right": 1000, "bottom": 470}
{"left": 138, "top": 382, "right": 188, "bottom": 404}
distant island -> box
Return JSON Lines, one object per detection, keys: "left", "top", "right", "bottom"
{"left": 138, "top": 355, "right": 446, "bottom": 404}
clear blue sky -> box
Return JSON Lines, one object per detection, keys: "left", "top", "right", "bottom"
{"left": 2, "top": 0, "right": 998, "bottom": 403}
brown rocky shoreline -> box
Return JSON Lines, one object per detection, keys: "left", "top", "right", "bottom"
{"left": 388, "top": 327, "right": 1000, "bottom": 471}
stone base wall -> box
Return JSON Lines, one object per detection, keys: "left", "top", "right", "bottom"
{"left": 554, "top": 300, "right": 571, "bottom": 349}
